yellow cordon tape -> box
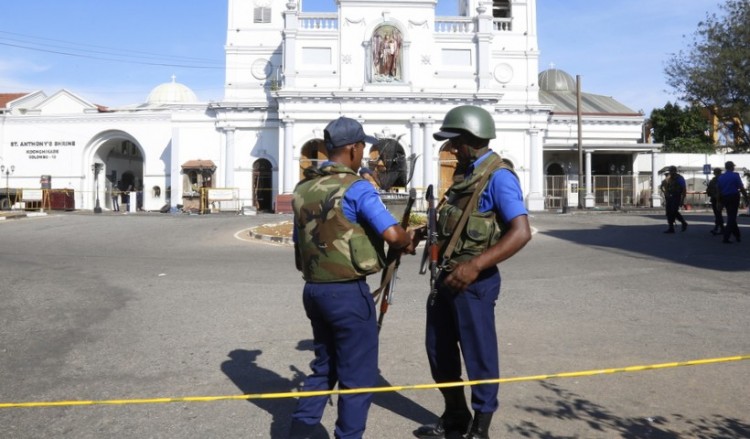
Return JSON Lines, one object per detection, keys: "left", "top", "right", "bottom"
{"left": 1, "top": 354, "right": 748, "bottom": 409}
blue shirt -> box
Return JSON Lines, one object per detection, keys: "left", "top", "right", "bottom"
{"left": 717, "top": 171, "right": 745, "bottom": 196}
{"left": 469, "top": 152, "right": 528, "bottom": 224}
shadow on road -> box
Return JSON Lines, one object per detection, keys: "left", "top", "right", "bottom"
{"left": 540, "top": 213, "right": 750, "bottom": 272}
{"left": 221, "top": 344, "right": 318, "bottom": 438}
{"left": 506, "top": 381, "right": 750, "bottom": 438}
{"left": 222, "top": 340, "right": 434, "bottom": 437}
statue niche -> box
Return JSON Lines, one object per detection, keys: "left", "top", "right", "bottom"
{"left": 371, "top": 25, "right": 402, "bottom": 83}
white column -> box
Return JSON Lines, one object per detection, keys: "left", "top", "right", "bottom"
{"left": 224, "top": 127, "right": 236, "bottom": 188}
{"left": 169, "top": 126, "right": 182, "bottom": 209}
{"left": 651, "top": 151, "right": 661, "bottom": 207}
{"left": 283, "top": 5, "right": 299, "bottom": 89}
{"left": 423, "top": 121, "right": 435, "bottom": 189}
{"left": 584, "top": 150, "right": 595, "bottom": 207}
{"left": 283, "top": 119, "right": 295, "bottom": 194}
{"left": 526, "top": 129, "right": 545, "bottom": 211}
{"left": 475, "top": 3, "right": 493, "bottom": 90}
{"left": 410, "top": 120, "right": 423, "bottom": 189}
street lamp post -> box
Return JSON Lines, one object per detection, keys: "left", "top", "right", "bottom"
{"left": 92, "top": 163, "right": 103, "bottom": 214}
{"left": 1, "top": 164, "right": 15, "bottom": 210}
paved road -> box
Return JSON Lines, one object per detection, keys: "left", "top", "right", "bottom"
{"left": 0, "top": 211, "right": 748, "bottom": 438}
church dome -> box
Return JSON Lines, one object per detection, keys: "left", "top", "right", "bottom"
{"left": 538, "top": 68, "right": 576, "bottom": 92}
{"left": 146, "top": 76, "right": 198, "bottom": 104}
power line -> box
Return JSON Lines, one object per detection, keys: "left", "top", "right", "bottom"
{"left": 0, "top": 30, "right": 223, "bottom": 65}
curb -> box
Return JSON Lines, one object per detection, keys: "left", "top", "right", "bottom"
{"left": 248, "top": 221, "right": 293, "bottom": 246}
{"left": 248, "top": 231, "right": 293, "bottom": 245}
{"left": 0, "top": 211, "right": 49, "bottom": 221}
{"left": 0, "top": 212, "right": 27, "bottom": 221}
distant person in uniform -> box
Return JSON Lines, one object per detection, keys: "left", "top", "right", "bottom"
{"left": 289, "top": 116, "right": 416, "bottom": 438}
{"left": 659, "top": 166, "right": 687, "bottom": 233}
{"left": 110, "top": 180, "right": 120, "bottom": 212}
{"left": 706, "top": 167, "right": 723, "bottom": 235}
{"left": 717, "top": 161, "right": 748, "bottom": 244}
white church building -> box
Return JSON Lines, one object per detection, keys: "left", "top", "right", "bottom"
{"left": 2, "top": 0, "right": 669, "bottom": 214}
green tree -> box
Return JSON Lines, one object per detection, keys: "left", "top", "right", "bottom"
{"left": 649, "top": 102, "right": 714, "bottom": 153}
{"left": 664, "top": 0, "right": 750, "bottom": 151}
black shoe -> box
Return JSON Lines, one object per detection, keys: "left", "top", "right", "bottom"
{"left": 414, "top": 420, "right": 446, "bottom": 438}
{"left": 465, "top": 412, "right": 493, "bottom": 439}
{"left": 414, "top": 417, "right": 471, "bottom": 439}
{"left": 723, "top": 239, "right": 731, "bottom": 244}
{"left": 681, "top": 222, "right": 688, "bottom": 232}
{"left": 289, "top": 420, "right": 326, "bottom": 439}
{"left": 663, "top": 228, "right": 675, "bottom": 234}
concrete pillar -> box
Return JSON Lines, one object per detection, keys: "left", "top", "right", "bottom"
{"left": 224, "top": 127, "right": 235, "bottom": 188}
{"left": 651, "top": 151, "right": 661, "bottom": 207}
{"left": 526, "top": 128, "right": 545, "bottom": 211}
{"left": 584, "top": 151, "right": 595, "bottom": 207}
{"left": 410, "top": 120, "right": 423, "bottom": 189}
{"left": 283, "top": 119, "right": 295, "bottom": 194}
{"left": 423, "top": 121, "right": 435, "bottom": 189}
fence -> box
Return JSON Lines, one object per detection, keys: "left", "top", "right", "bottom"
{"left": 544, "top": 175, "right": 671, "bottom": 209}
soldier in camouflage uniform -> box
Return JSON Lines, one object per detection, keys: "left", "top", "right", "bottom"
{"left": 415, "top": 106, "right": 531, "bottom": 439}
{"left": 660, "top": 166, "right": 688, "bottom": 233}
{"left": 290, "top": 117, "right": 415, "bottom": 439}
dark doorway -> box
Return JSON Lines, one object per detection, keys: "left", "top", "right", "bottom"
{"left": 546, "top": 163, "right": 564, "bottom": 175}
{"left": 253, "top": 159, "right": 273, "bottom": 212}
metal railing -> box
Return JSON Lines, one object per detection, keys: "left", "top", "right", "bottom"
{"left": 544, "top": 175, "right": 658, "bottom": 209}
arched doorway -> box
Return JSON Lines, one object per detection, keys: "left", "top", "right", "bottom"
{"left": 90, "top": 135, "right": 144, "bottom": 211}
{"left": 545, "top": 162, "right": 566, "bottom": 209}
{"left": 252, "top": 159, "right": 273, "bottom": 212}
{"left": 438, "top": 142, "right": 458, "bottom": 198}
{"left": 299, "top": 139, "right": 326, "bottom": 180}
{"left": 546, "top": 163, "right": 564, "bottom": 175}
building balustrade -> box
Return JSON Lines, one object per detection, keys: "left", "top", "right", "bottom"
{"left": 299, "top": 13, "right": 338, "bottom": 30}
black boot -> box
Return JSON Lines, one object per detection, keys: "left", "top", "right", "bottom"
{"left": 414, "top": 387, "right": 471, "bottom": 438}
{"left": 465, "top": 412, "right": 493, "bottom": 439}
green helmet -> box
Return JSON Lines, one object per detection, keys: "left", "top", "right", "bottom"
{"left": 434, "top": 105, "right": 496, "bottom": 140}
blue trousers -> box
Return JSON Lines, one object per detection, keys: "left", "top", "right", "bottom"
{"left": 425, "top": 267, "right": 501, "bottom": 413}
{"left": 292, "top": 279, "right": 378, "bottom": 439}
{"left": 722, "top": 194, "right": 741, "bottom": 241}
{"left": 665, "top": 196, "right": 685, "bottom": 227}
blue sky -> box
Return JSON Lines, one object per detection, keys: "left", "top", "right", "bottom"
{"left": 0, "top": 0, "right": 718, "bottom": 114}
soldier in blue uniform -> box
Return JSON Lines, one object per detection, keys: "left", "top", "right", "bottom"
{"left": 415, "top": 106, "right": 531, "bottom": 439}
{"left": 660, "top": 166, "right": 688, "bottom": 233}
{"left": 717, "top": 161, "right": 748, "bottom": 243}
{"left": 290, "top": 116, "right": 415, "bottom": 439}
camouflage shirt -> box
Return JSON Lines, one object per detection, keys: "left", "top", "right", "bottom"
{"left": 437, "top": 152, "right": 516, "bottom": 264}
{"left": 292, "top": 163, "right": 385, "bottom": 282}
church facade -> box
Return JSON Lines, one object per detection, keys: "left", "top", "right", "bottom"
{"left": 1, "top": 0, "right": 654, "bottom": 213}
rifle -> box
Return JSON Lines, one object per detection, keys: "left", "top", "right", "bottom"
{"left": 419, "top": 184, "right": 439, "bottom": 305}
{"left": 375, "top": 188, "right": 417, "bottom": 332}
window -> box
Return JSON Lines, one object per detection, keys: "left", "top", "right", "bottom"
{"left": 254, "top": 7, "right": 271, "bottom": 23}
{"left": 492, "top": 0, "right": 510, "bottom": 19}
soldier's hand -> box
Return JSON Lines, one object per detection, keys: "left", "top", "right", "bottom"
{"left": 444, "top": 260, "right": 481, "bottom": 291}
{"left": 408, "top": 226, "right": 425, "bottom": 248}
{"left": 401, "top": 229, "right": 418, "bottom": 255}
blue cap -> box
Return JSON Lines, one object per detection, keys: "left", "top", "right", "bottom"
{"left": 324, "top": 117, "right": 378, "bottom": 150}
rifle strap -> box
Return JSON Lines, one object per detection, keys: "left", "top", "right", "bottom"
{"left": 441, "top": 167, "right": 495, "bottom": 266}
